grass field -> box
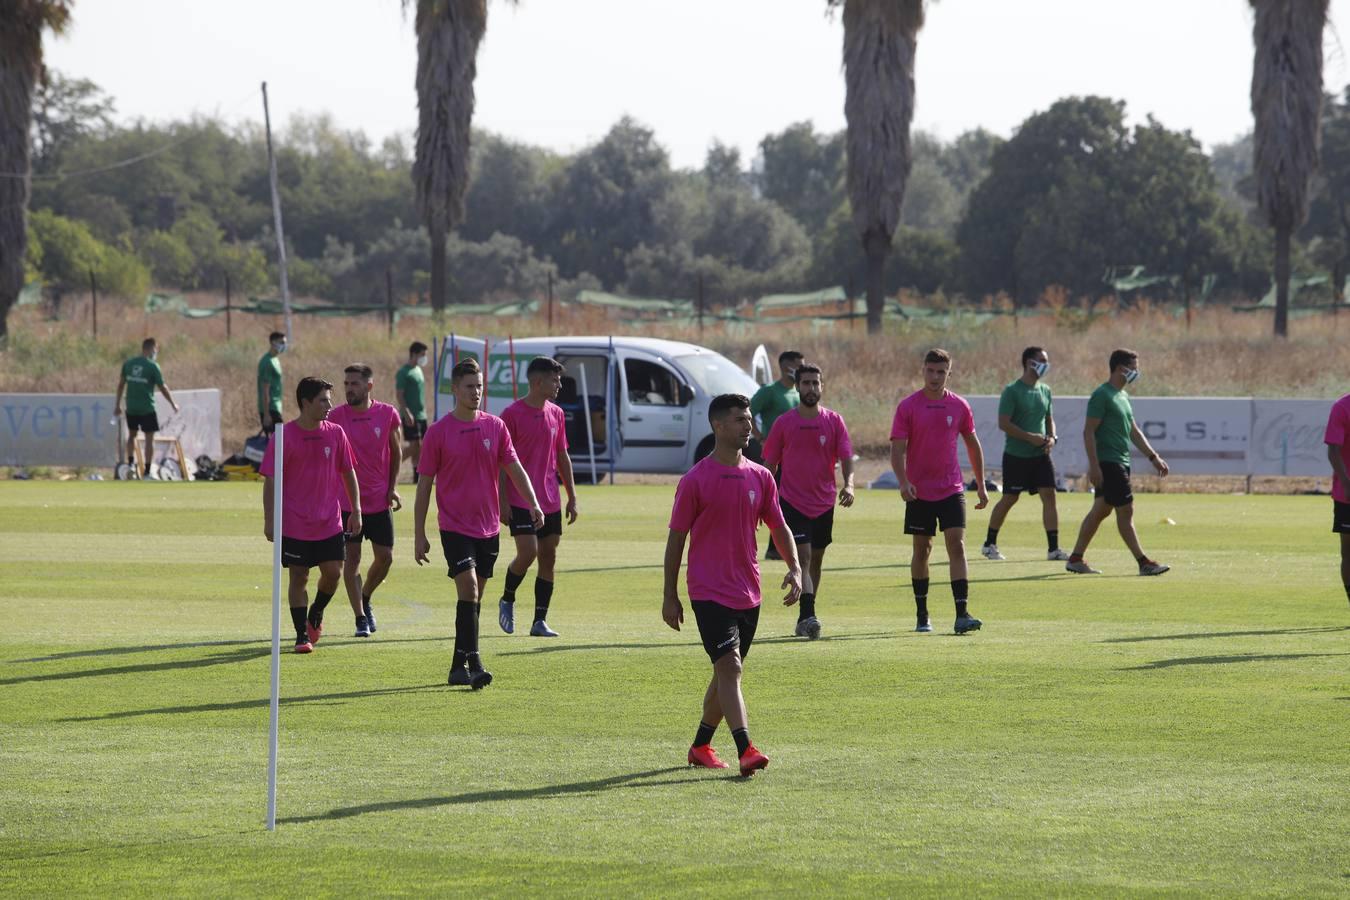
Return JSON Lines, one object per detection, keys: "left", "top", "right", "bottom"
{"left": 2, "top": 482, "right": 1347, "bottom": 896}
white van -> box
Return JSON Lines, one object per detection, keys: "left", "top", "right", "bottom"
{"left": 432, "top": 335, "right": 761, "bottom": 475}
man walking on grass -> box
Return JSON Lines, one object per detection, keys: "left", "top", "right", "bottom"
{"left": 762, "top": 363, "right": 854, "bottom": 640}
{"left": 664, "top": 393, "right": 802, "bottom": 777}
{"left": 114, "top": 337, "right": 179, "bottom": 479}
{"left": 751, "top": 349, "right": 803, "bottom": 560}
{"left": 327, "top": 364, "right": 403, "bottom": 638}
{"left": 1065, "top": 348, "right": 1171, "bottom": 576}
{"left": 413, "top": 359, "right": 544, "bottom": 689}
{"left": 1323, "top": 391, "right": 1350, "bottom": 607}
{"left": 257, "top": 331, "right": 286, "bottom": 434}
{"left": 261, "top": 376, "right": 361, "bottom": 654}
{"left": 890, "top": 349, "right": 988, "bottom": 635}
{"left": 982, "top": 346, "right": 1069, "bottom": 563}
{"left": 498, "top": 357, "right": 579, "bottom": 638}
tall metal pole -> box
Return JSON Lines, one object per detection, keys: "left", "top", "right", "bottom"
{"left": 266, "top": 422, "right": 284, "bottom": 831}
{"left": 261, "top": 82, "right": 294, "bottom": 345}
{"left": 547, "top": 270, "right": 554, "bottom": 333}
{"left": 89, "top": 269, "right": 97, "bottom": 339}
{"left": 697, "top": 274, "right": 704, "bottom": 339}
{"left": 386, "top": 267, "right": 395, "bottom": 340}
{"left": 225, "top": 273, "right": 233, "bottom": 340}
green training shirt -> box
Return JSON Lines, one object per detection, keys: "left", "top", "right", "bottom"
{"left": 1085, "top": 382, "right": 1134, "bottom": 466}
{"left": 121, "top": 356, "right": 163, "bottom": 416}
{"left": 999, "top": 378, "right": 1053, "bottom": 459}
{"left": 395, "top": 364, "right": 426, "bottom": 421}
{"left": 750, "top": 380, "right": 799, "bottom": 437}
{"left": 257, "top": 353, "right": 283, "bottom": 415}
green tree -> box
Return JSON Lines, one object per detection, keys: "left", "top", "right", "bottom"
{"left": 0, "top": 0, "right": 72, "bottom": 343}
{"left": 29, "top": 70, "right": 114, "bottom": 175}
{"left": 756, "top": 122, "right": 845, "bottom": 238}
{"left": 1303, "top": 88, "right": 1350, "bottom": 302}
{"left": 1249, "top": 0, "right": 1330, "bottom": 336}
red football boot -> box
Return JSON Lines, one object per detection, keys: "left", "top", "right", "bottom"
{"left": 305, "top": 619, "right": 323, "bottom": 644}
{"left": 687, "top": 744, "right": 730, "bottom": 769}
{"left": 738, "top": 744, "right": 769, "bottom": 777}
{"left": 293, "top": 638, "right": 313, "bottom": 654}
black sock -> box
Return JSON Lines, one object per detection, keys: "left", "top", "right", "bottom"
{"left": 289, "top": 606, "right": 308, "bottom": 641}
{"left": 502, "top": 567, "right": 524, "bottom": 602}
{"left": 143, "top": 463, "right": 151, "bottom": 475}
{"left": 451, "top": 648, "right": 467, "bottom": 669}
{"left": 913, "top": 578, "right": 929, "bottom": 619}
{"left": 455, "top": 600, "right": 478, "bottom": 655}
{"left": 731, "top": 727, "right": 751, "bottom": 756}
{"left": 466, "top": 651, "right": 485, "bottom": 673}
{"left": 361, "top": 592, "right": 371, "bottom": 611}
{"left": 985, "top": 527, "right": 999, "bottom": 547}
{"left": 310, "top": 590, "right": 333, "bottom": 624}
{"left": 1135, "top": 553, "right": 1149, "bottom": 565}
{"left": 128, "top": 455, "right": 135, "bottom": 465}
{"left": 798, "top": 592, "right": 816, "bottom": 620}
{"left": 1344, "top": 583, "right": 1350, "bottom": 604}
{"left": 952, "top": 578, "right": 969, "bottom": 603}
{"left": 1069, "top": 552, "right": 1083, "bottom": 562}
{"left": 1047, "top": 529, "right": 1060, "bottom": 552}
{"left": 534, "top": 578, "right": 554, "bottom": 623}
{"left": 693, "top": 721, "right": 716, "bottom": 748}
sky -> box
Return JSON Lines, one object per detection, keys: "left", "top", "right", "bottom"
{"left": 44, "top": 0, "right": 1350, "bottom": 170}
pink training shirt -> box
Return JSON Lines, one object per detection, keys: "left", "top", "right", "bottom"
{"left": 259, "top": 420, "right": 356, "bottom": 541}
{"left": 669, "top": 455, "right": 787, "bottom": 610}
{"left": 762, "top": 406, "right": 853, "bottom": 518}
{"left": 1324, "top": 394, "right": 1350, "bottom": 503}
{"left": 889, "top": 389, "right": 975, "bottom": 502}
{"left": 328, "top": 400, "right": 402, "bottom": 514}
{"left": 501, "top": 399, "right": 569, "bottom": 514}
{"left": 418, "top": 411, "right": 519, "bottom": 538}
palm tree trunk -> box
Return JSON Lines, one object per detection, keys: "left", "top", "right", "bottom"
{"left": 864, "top": 230, "right": 887, "bottom": 333}
{"left": 0, "top": 39, "right": 39, "bottom": 346}
{"left": 430, "top": 225, "right": 447, "bottom": 311}
{"left": 1274, "top": 224, "right": 1290, "bottom": 337}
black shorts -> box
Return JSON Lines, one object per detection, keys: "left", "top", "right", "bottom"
{"left": 1002, "top": 452, "right": 1057, "bottom": 495}
{"left": 691, "top": 600, "right": 760, "bottom": 664}
{"left": 1334, "top": 501, "right": 1350, "bottom": 533}
{"left": 440, "top": 529, "right": 500, "bottom": 579}
{"left": 780, "top": 497, "right": 834, "bottom": 549}
{"left": 904, "top": 492, "right": 966, "bottom": 536}
{"left": 126, "top": 412, "right": 160, "bottom": 434}
{"left": 343, "top": 509, "right": 394, "bottom": 547}
{"left": 281, "top": 532, "right": 345, "bottom": 569}
{"left": 508, "top": 506, "right": 563, "bottom": 540}
{"left": 403, "top": 419, "right": 428, "bottom": 442}
{"left": 1099, "top": 462, "right": 1133, "bottom": 508}
{"left": 260, "top": 409, "right": 283, "bottom": 434}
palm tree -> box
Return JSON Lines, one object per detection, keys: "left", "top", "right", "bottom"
{"left": 1249, "top": 0, "right": 1329, "bottom": 337}
{"left": 407, "top": 0, "right": 512, "bottom": 311}
{"left": 831, "top": 0, "right": 926, "bottom": 334}
{"left": 0, "top": 1, "right": 71, "bottom": 345}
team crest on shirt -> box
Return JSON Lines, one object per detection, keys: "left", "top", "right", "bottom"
{"left": 946, "top": 415, "right": 953, "bottom": 427}
{"left": 749, "top": 489, "right": 757, "bottom": 504}
{"left": 324, "top": 446, "right": 331, "bottom": 458}
{"left": 375, "top": 426, "right": 381, "bottom": 437}
{"left": 819, "top": 434, "right": 827, "bottom": 446}
{"left": 482, "top": 438, "right": 491, "bottom": 449}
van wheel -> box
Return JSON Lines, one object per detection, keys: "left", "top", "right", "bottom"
{"left": 693, "top": 436, "right": 715, "bottom": 464}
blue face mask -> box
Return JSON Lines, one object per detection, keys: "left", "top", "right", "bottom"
{"left": 1124, "top": 367, "right": 1139, "bottom": 385}
{"left": 1030, "top": 360, "right": 1049, "bottom": 378}
{"left": 273, "top": 341, "right": 287, "bottom": 354}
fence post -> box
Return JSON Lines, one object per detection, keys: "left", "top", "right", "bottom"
{"left": 89, "top": 269, "right": 98, "bottom": 339}
{"left": 697, "top": 274, "right": 704, "bottom": 339}
{"left": 847, "top": 274, "right": 855, "bottom": 332}
{"left": 225, "top": 273, "right": 233, "bottom": 340}
{"left": 547, "top": 270, "right": 554, "bottom": 333}
{"left": 386, "top": 267, "right": 395, "bottom": 340}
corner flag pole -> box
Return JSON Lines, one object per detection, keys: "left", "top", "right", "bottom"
{"left": 261, "top": 82, "right": 294, "bottom": 345}
{"left": 266, "top": 423, "right": 283, "bottom": 831}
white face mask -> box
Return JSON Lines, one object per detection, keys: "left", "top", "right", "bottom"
{"left": 273, "top": 341, "right": 287, "bottom": 354}
{"left": 150, "top": 350, "right": 158, "bottom": 361}
{"left": 1124, "top": 367, "right": 1139, "bottom": 385}
{"left": 417, "top": 355, "right": 428, "bottom": 367}
{"left": 1030, "top": 360, "right": 1049, "bottom": 378}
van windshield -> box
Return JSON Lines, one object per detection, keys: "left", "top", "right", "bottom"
{"left": 672, "top": 352, "right": 759, "bottom": 398}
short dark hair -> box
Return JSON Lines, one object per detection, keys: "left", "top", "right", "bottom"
{"left": 924, "top": 348, "right": 952, "bottom": 366}
{"left": 142, "top": 338, "right": 157, "bottom": 352}
{"left": 1108, "top": 348, "right": 1138, "bottom": 372}
{"left": 1021, "top": 346, "right": 1045, "bottom": 366}
{"left": 778, "top": 350, "right": 804, "bottom": 366}
{"left": 526, "top": 356, "right": 563, "bottom": 377}
{"left": 296, "top": 376, "right": 332, "bottom": 407}
{"left": 708, "top": 393, "right": 750, "bottom": 425}
{"left": 409, "top": 341, "right": 428, "bottom": 356}
{"left": 269, "top": 331, "right": 286, "bottom": 343}
{"left": 344, "top": 363, "right": 373, "bottom": 380}
{"left": 451, "top": 358, "right": 481, "bottom": 384}
{"left": 793, "top": 363, "right": 822, "bottom": 384}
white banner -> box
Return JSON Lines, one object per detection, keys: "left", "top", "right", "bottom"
{"left": 0, "top": 390, "right": 221, "bottom": 467}
{"left": 957, "top": 393, "right": 1331, "bottom": 477}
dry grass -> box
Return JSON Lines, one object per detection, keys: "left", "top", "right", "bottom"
{"left": 3, "top": 296, "right": 1347, "bottom": 457}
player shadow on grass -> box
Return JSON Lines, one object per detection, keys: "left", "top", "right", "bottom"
{"left": 1101, "top": 626, "right": 1350, "bottom": 643}
{"left": 278, "top": 766, "right": 746, "bottom": 825}
{"left": 1122, "top": 652, "right": 1350, "bottom": 671}
{"left": 57, "top": 683, "right": 447, "bottom": 722}
{"left": 498, "top": 632, "right": 898, "bottom": 656}
{"left": 11, "top": 638, "right": 264, "bottom": 664}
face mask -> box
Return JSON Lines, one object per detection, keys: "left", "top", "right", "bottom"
{"left": 418, "top": 355, "right": 428, "bottom": 367}
{"left": 273, "top": 342, "right": 287, "bottom": 354}
{"left": 1124, "top": 367, "right": 1139, "bottom": 385}
{"left": 150, "top": 350, "right": 158, "bottom": 361}
{"left": 1030, "top": 360, "right": 1049, "bottom": 378}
